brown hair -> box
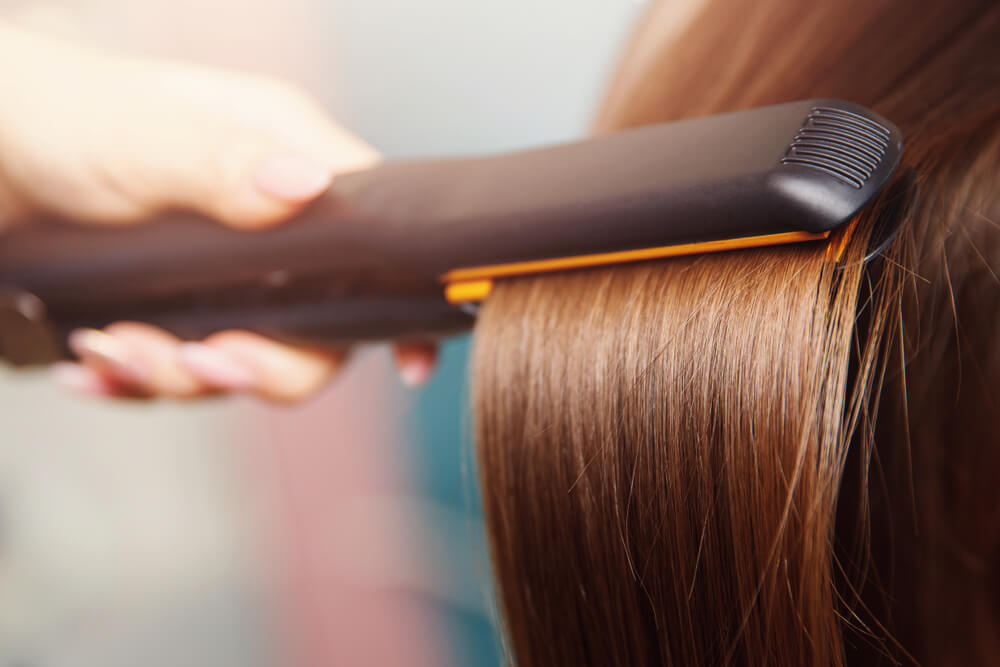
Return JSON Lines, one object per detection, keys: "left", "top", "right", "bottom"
{"left": 473, "top": 1, "right": 1000, "bottom": 665}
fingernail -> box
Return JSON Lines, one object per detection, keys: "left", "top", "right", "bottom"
{"left": 50, "top": 362, "right": 113, "bottom": 397}
{"left": 399, "top": 357, "right": 433, "bottom": 388}
{"left": 252, "top": 154, "right": 332, "bottom": 202}
{"left": 67, "top": 329, "right": 150, "bottom": 386}
{"left": 176, "top": 343, "right": 257, "bottom": 391}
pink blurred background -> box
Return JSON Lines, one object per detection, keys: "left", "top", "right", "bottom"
{"left": 0, "top": 1, "right": 644, "bottom": 664}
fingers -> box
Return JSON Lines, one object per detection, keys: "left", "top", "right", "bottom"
{"left": 64, "top": 325, "right": 206, "bottom": 399}
{"left": 189, "top": 331, "right": 346, "bottom": 402}
{"left": 54, "top": 324, "right": 346, "bottom": 402}
{"left": 52, "top": 325, "right": 440, "bottom": 401}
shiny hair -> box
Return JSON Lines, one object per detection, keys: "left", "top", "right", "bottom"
{"left": 473, "top": 1, "right": 1000, "bottom": 665}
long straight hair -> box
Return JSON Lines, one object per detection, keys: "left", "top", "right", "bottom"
{"left": 473, "top": 1, "right": 1000, "bottom": 665}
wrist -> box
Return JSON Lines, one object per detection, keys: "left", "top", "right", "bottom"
{"left": 0, "top": 22, "right": 38, "bottom": 217}
{"left": 0, "top": 21, "right": 114, "bottom": 226}
{"left": 0, "top": 24, "right": 16, "bottom": 227}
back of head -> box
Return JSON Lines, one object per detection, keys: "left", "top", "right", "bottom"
{"left": 473, "top": 1, "right": 1000, "bottom": 665}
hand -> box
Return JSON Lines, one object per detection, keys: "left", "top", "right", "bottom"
{"left": 0, "top": 23, "right": 437, "bottom": 401}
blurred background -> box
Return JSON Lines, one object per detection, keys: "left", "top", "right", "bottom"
{"left": 0, "top": 1, "right": 643, "bottom": 664}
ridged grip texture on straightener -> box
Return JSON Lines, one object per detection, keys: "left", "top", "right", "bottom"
{"left": 782, "top": 106, "right": 893, "bottom": 188}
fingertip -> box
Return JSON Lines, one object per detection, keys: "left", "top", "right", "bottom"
{"left": 67, "top": 328, "right": 152, "bottom": 388}
{"left": 394, "top": 342, "right": 438, "bottom": 387}
{"left": 204, "top": 188, "right": 300, "bottom": 230}
{"left": 252, "top": 154, "right": 333, "bottom": 203}
{"left": 219, "top": 153, "right": 333, "bottom": 230}
{"left": 50, "top": 362, "right": 116, "bottom": 398}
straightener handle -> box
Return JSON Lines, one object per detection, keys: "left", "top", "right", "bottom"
{"left": 0, "top": 197, "right": 475, "bottom": 365}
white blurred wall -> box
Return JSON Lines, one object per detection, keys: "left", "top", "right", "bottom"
{"left": 0, "top": 1, "right": 646, "bottom": 665}
{"left": 0, "top": 1, "right": 324, "bottom": 664}
{"left": 323, "top": 0, "right": 641, "bottom": 156}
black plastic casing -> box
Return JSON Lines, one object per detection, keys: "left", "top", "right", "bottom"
{"left": 0, "top": 99, "right": 901, "bottom": 364}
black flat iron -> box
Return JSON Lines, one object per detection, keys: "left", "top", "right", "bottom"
{"left": 0, "top": 99, "right": 902, "bottom": 364}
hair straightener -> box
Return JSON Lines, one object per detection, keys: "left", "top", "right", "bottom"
{"left": 0, "top": 99, "right": 901, "bottom": 365}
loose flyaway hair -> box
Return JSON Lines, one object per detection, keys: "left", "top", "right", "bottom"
{"left": 473, "top": 1, "right": 1000, "bottom": 665}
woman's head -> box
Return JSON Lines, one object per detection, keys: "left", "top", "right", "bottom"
{"left": 473, "top": 1, "right": 1000, "bottom": 664}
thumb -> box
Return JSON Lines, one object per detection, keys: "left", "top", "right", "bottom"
{"left": 193, "top": 143, "right": 336, "bottom": 229}
{"left": 138, "top": 123, "right": 338, "bottom": 229}
{"left": 120, "top": 72, "right": 380, "bottom": 229}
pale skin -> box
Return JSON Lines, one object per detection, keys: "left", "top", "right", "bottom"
{"left": 0, "top": 22, "right": 437, "bottom": 401}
